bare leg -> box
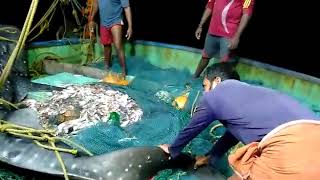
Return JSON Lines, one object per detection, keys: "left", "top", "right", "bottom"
{"left": 193, "top": 57, "right": 209, "bottom": 78}
{"left": 111, "top": 25, "right": 127, "bottom": 76}
{"left": 103, "top": 45, "right": 112, "bottom": 70}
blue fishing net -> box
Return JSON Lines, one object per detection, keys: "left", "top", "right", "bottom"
{"left": 4, "top": 56, "right": 319, "bottom": 180}
{"left": 68, "top": 57, "right": 320, "bottom": 180}
{"left": 0, "top": 168, "right": 24, "bottom": 180}
{"left": 66, "top": 57, "right": 229, "bottom": 179}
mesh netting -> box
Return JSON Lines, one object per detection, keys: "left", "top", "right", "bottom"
{"left": 70, "top": 123, "right": 135, "bottom": 155}
{"left": 2, "top": 56, "right": 320, "bottom": 180}
{"left": 66, "top": 57, "right": 230, "bottom": 179}
{"left": 0, "top": 168, "right": 24, "bottom": 180}
{"left": 68, "top": 57, "right": 320, "bottom": 179}
{"left": 69, "top": 59, "right": 204, "bottom": 150}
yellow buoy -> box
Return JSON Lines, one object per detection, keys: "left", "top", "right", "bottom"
{"left": 172, "top": 83, "right": 191, "bottom": 110}
{"left": 172, "top": 92, "right": 190, "bottom": 110}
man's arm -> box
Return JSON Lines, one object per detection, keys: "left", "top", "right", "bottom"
{"left": 206, "top": 130, "right": 239, "bottom": 164}
{"left": 124, "top": 7, "right": 132, "bottom": 40}
{"left": 194, "top": 130, "right": 239, "bottom": 168}
{"left": 195, "top": 0, "right": 214, "bottom": 40}
{"left": 168, "top": 99, "right": 215, "bottom": 158}
{"left": 228, "top": 14, "right": 251, "bottom": 49}
{"left": 198, "top": 8, "right": 213, "bottom": 28}
{"left": 229, "top": 0, "right": 255, "bottom": 49}
{"left": 120, "top": 0, "right": 132, "bottom": 40}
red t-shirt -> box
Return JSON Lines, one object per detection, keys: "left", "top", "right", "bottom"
{"left": 207, "top": 0, "right": 254, "bottom": 38}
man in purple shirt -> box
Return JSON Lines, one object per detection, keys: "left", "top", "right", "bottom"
{"left": 159, "top": 63, "right": 319, "bottom": 180}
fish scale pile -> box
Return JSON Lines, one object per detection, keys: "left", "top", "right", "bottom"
{"left": 22, "top": 85, "right": 143, "bottom": 136}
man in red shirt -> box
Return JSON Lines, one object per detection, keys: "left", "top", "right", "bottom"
{"left": 193, "top": 0, "right": 254, "bottom": 78}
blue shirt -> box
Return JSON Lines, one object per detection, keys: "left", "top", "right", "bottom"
{"left": 169, "top": 80, "right": 318, "bottom": 162}
{"left": 98, "top": 0, "right": 130, "bottom": 27}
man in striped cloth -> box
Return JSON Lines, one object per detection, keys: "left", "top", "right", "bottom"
{"left": 160, "top": 63, "right": 320, "bottom": 180}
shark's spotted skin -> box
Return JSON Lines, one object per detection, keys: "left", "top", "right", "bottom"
{"left": 0, "top": 109, "right": 226, "bottom": 180}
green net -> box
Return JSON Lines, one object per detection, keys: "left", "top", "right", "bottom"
{"left": 3, "top": 56, "right": 320, "bottom": 180}
{"left": 66, "top": 57, "right": 233, "bottom": 179}
{"left": 69, "top": 56, "right": 320, "bottom": 179}
{"left": 0, "top": 168, "right": 24, "bottom": 180}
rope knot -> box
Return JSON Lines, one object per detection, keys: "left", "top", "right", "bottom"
{"left": 0, "top": 124, "right": 10, "bottom": 133}
{"left": 42, "top": 134, "right": 55, "bottom": 142}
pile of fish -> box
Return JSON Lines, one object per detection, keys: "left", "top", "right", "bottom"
{"left": 22, "top": 85, "right": 143, "bottom": 136}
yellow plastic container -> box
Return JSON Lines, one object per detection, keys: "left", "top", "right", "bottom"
{"left": 172, "top": 84, "right": 191, "bottom": 110}
{"left": 172, "top": 92, "right": 190, "bottom": 110}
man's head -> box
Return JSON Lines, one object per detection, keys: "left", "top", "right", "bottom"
{"left": 203, "top": 62, "right": 240, "bottom": 92}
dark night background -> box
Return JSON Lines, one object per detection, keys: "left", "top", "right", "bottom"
{"left": 0, "top": 0, "right": 317, "bottom": 77}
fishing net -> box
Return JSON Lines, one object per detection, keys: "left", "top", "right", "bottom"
{"left": 70, "top": 57, "right": 320, "bottom": 179}
{"left": 64, "top": 57, "right": 232, "bottom": 179}
{"left": 0, "top": 168, "right": 24, "bottom": 180}
{"left": 2, "top": 56, "right": 320, "bottom": 180}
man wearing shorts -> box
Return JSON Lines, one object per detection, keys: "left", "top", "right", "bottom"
{"left": 90, "top": 0, "right": 132, "bottom": 76}
{"left": 193, "top": 0, "right": 254, "bottom": 78}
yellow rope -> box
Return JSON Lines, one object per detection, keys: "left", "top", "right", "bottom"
{"left": 0, "top": 120, "right": 91, "bottom": 155}
{"left": 29, "top": 0, "right": 59, "bottom": 34}
{"left": 35, "top": 138, "right": 77, "bottom": 155}
{"left": 0, "top": 27, "right": 18, "bottom": 34}
{"left": 0, "top": 0, "right": 39, "bottom": 89}
{"left": 28, "top": 0, "right": 60, "bottom": 42}
{"left": 50, "top": 141, "right": 70, "bottom": 180}
{"left": 0, "top": 1, "right": 90, "bottom": 179}
{"left": 0, "top": 36, "right": 17, "bottom": 43}
{"left": 0, "top": 27, "right": 17, "bottom": 43}
{"left": 71, "top": 0, "right": 80, "bottom": 26}
{"left": 0, "top": 120, "right": 52, "bottom": 131}
{"left": 8, "top": 131, "right": 48, "bottom": 141}
{"left": 17, "top": 0, "right": 39, "bottom": 59}
{"left": 56, "top": 137, "right": 94, "bottom": 156}
{"left": 28, "top": 7, "right": 57, "bottom": 42}
{"left": 60, "top": 3, "right": 67, "bottom": 39}
{"left": 0, "top": 98, "right": 19, "bottom": 109}
{"left": 0, "top": 120, "right": 93, "bottom": 180}
{"left": 71, "top": 0, "right": 82, "bottom": 12}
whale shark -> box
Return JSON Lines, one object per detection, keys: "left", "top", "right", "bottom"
{"left": 0, "top": 108, "right": 226, "bottom": 180}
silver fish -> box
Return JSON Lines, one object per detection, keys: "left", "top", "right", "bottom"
{"left": 22, "top": 85, "right": 143, "bottom": 136}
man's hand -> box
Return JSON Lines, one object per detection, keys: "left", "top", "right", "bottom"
{"left": 195, "top": 27, "right": 202, "bottom": 40}
{"left": 194, "top": 155, "right": 209, "bottom": 169}
{"left": 228, "top": 36, "right": 240, "bottom": 50}
{"left": 158, "top": 144, "right": 170, "bottom": 154}
{"left": 126, "top": 27, "right": 132, "bottom": 40}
